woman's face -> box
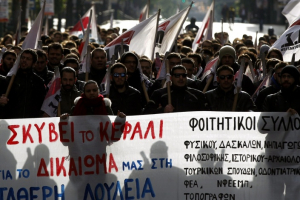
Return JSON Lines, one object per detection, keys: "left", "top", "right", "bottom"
{"left": 84, "top": 83, "right": 99, "bottom": 99}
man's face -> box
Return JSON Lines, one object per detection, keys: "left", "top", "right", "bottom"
{"left": 201, "top": 41, "right": 212, "bottom": 51}
{"left": 20, "top": 53, "right": 34, "bottom": 70}
{"left": 268, "top": 52, "right": 281, "bottom": 60}
{"left": 140, "top": 61, "right": 152, "bottom": 78}
{"left": 34, "top": 56, "right": 48, "bottom": 72}
{"left": 280, "top": 73, "right": 295, "bottom": 89}
{"left": 2, "top": 54, "right": 16, "bottom": 70}
{"left": 53, "top": 34, "right": 62, "bottom": 43}
{"left": 48, "top": 48, "right": 63, "bottom": 66}
{"left": 217, "top": 69, "right": 234, "bottom": 91}
{"left": 61, "top": 72, "right": 76, "bottom": 91}
{"left": 111, "top": 67, "right": 127, "bottom": 88}
{"left": 65, "top": 62, "right": 79, "bottom": 76}
{"left": 182, "top": 63, "right": 194, "bottom": 78}
{"left": 221, "top": 54, "right": 234, "bottom": 66}
{"left": 168, "top": 57, "right": 181, "bottom": 70}
{"left": 91, "top": 51, "right": 107, "bottom": 70}
{"left": 123, "top": 56, "right": 137, "bottom": 73}
{"left": 171, "top": 69, "right": 187, "bottom": 88}
{"left": 274, "top": 68, "right": 283, "bottom": 83}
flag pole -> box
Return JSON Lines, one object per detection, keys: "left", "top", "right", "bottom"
{"left": 254, "top": 31, "right": 258, "bottom": 51}
{"left": 151, "top": 9, "right": 160, "bottom": 61}
{"left": 166, "top": 59, "right": 171, "bottom": 105}
{"left": 85, "top": 45, "right": 91, "bottom": 82}
{"left": 57, "top": 102, "right": 61, "bottom": 117}
{"left": 15, "top": 6, "right": 22, "bottom": 46}
{"left": 202, "top": 75, "right": 213, "bottom": 93}
{"left": 5, "top": 52, "right": 22, "bottom": 97}
{"left": 79, "top": 14, "right": 86, "bottom": 35}
{"left": 146, "top": 0, "right": 150, "bottom": 19}
{"left": 232, "top": 58, "right": 245, "bottom": 111}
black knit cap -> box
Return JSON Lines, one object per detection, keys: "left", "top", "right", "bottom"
{"left": 281, "top": 65, "right": 300, "bottom": 83}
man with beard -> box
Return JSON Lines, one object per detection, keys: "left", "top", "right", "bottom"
{"left": 108, "top": 63, "right": 142, "bottom": 115}
{"left": 0, "top": 50, "right": 16, "bottom": 76}
{"left": 5, "top": 49, "right": 46, "bottom": 118}
{"left": 144, "top": 65, "right": 208, "bottom": 114}
{"left": 78, "top": 48, "right": 107, "bottom": 86}
{"left": 205, "top": 65, "right": 256, "bottom": 111}
{"left": 33, "top": 50, "right": 54, "bottom": 85}
{"left": 263, "top": 65, "right": 300, "bottom": 114}
{"left": 64, "top": 58, "right": 85, "bottom": 92}
{"left": 47, "top": 43, "right": 64, "bottom": 72}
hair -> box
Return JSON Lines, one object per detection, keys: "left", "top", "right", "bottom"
{"left": 266, "top": 58, "right": 281, "bottom": 70}
{"left": 36, "top": 49, "right": 47, "bottom": 60}
{"left": 140, "top": 57, "right": 153, "bottom": 66}
{"left": 266, "top": 48, "right": 283, "bottom": 61}
{"left": 62, "top": 40, "right": 77, "bottom": 49}
{"left": 110, "top": 62, "right": 127, "bottom": 74}
{"left": 180, "top": 46, "right": 193, "bottom": 55}
{"left": 274, "top": 61, "right": 288, "bottom": 71}
{"left": 171, "top": 65, "right": 187, "bottom": 75}
{"left": 83, "top": 80, "right": 99, "bottom": 92}
{"left": 181, "top": 37, "right": 192, "bottom": 48}
{"left": 181, "top": 57, "right": 195, "bottom": 68}
{"left": 91, "top": 47, "right": 107, "bottom": 58}
{"left": 167, "top": 52, "right": 181, "bottom": 60}
{"left": 247, "top": 47, "right": 258, "bottom": 55}
{"left": 21, "top": 49, "right": 38, "bottom": 64}
{"left": 217, "top": 65, "right": 234, "bottom": 76}
{"left": 65, "top": 53, "right": 79, "bottom": 61}
{"left": 64, "top": 57, "right": 79, "bottom": 69}
{"left": 1, "top": 34, "right": 13, "bottom": 46}
{"left": 70, "top": 47, "right": 80, "bottom": 58}
{"left": 187, "top": 53, "right": 202, "bottom": 64}
{"left": 47, "top": 43, "right": 64, "bottom": 54}
{"left": 61, "top": 66, "right": 76, "bottom": 78}
{"left": 2, "top": 50, "right": 16, "bottom": 60}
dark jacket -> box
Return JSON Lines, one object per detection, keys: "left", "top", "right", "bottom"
{"left": 33, "top": 67, "right": 54, "bottom": 86}
{"left": 0, "top": 75, "right": 7, "bottom": 118}
{"left": 5, "top": 69, "right": 46, "bottom": 118}
{"left": 60, "top": 86, "right": 82, "bottom": 115}
{"left": 205, "top": 87, "right": 256, "bottom": 111}
{"left": 78, "top": 67, "right": 107, "bottom": 87}
{"left": 263, "top": 87, "right": 300, "bottom": 113}
{"left": 0, "top": 63, "right": 9, "bottom": 76}
{"left": 109, "top": 84, "right": 142, "bottom": 116}
{"left": 144, "top": 86, "right": 208, "bottom": 114}
{"left": 255, "top": 78, "right": 280, "bottom": 111}
{"left": 76, "top": 80, "right": 85, "bottom": 92}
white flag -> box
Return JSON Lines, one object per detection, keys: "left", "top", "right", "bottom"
{"left": 41, "top": 66, "right": 61, "bottom": 117}
{"left": 200, "top": 56, "right": 219, "bottom": 81}
{"left": 104, "top": 11, "right": 159, "bottom": 61}
{"left": 155, "top": 4, "right": 192, "bottom": 55}
{"left": 7, "top": 53, "right": 21, "bottom": 77}
{"left": 69, "top": 6, "right": 99, "bottom": 42}
{"left": 78, "top": 10, "right": 92, "bottom": 62}
{"left": 22, "top": 1, "right": 45, "bottom": 49}
{"left": 192, "top": 1, "right": 214, "bottom": 52}
{"left": 269, "top": 17, "right": 300, "bottom": 62}
{"left": 139, "top": 1, "right": 149, "bottom": 22}
{"left": 99, "top": 68, "right": 111, "bottom": 96}
{"left": 282, "top": 0, "right": 300, "bottom": 26}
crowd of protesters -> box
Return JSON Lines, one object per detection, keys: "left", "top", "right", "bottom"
{"left": 0, "top": 22, "right": 300, "bottom": 119}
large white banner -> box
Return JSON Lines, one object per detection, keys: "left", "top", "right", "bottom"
{"left": 1, "top": 112, "right": 300, "bottom": 199}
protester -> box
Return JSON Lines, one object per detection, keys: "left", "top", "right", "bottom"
{"left": 34, "top": 50, "right": 54, "bottom": 85}
{"left": 47, "top": 43, "right": 64, "bottom": 72}
{"left": 0, "top": 50, "right": 16, "bottom": 76}
{"left": 63, "top": 57, "right": 85, "bottom": 92}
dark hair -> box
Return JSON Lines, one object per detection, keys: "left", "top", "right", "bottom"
{"left": 21, "top": 49, "right": 38, "bottom": 64}
{"left": 61, "top": 66, "right": 76, "bottom": 79}
{"left": 91, "top": 47, "right": 107, "bottom": 58}
{"left": 36, "top": 49, "right": 47, "bottom": 60}
{"left": 83, "top": 80, "right": 99, "bottom": 92}
{"left": 65, "top": 53, "right": 79, "bottom": 61}
{"left": 2, "top": 50, "right": 16, "bottom": 60}
{"left": 64, "top": 57, "right": 79, "bottom": 68}
{"left": 140, "top": 57, "right": 152, "bottom": 66}
{"left": 274, "top": 61, "right": 288, "bottom": 71}
{"left": 110, "top": 62, "right": 127, "bottom": 74}
{"left": 266, "top": 58, "right": 281, "bottom": 70}
{"left": 217, "top": 65, "right": 234, "bottom": 76}
{"left": 167, "top": 52, "right": 181, "bottom": 60}
{"left": 181, "top": 57, "right": 195, "bottom": 68}
{"left": 171, "top": 65, "right": 187, "bottom": 75}
{"left": 47, "top": 43, "right": 63, "bottom": 54}
{"left": 187, "top": 53, "right": 202, "bottom": 64}
{"left": 266, "top": 48, "right": 283, "bottom": 61}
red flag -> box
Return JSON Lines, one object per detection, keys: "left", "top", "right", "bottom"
{"left": 139, "top": 1, "right": 149, "bottom": 22}
{"left": 200, "top": 56, "right": 219, "bottom": 81}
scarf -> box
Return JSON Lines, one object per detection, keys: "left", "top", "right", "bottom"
{"left": 72, "top": 94, "right": 107, "bottom": 116}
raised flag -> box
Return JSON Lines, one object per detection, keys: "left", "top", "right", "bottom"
{"left": 7, "top": 53, "right": 21, "bottom": 77}
{"left": 200, "top": 56, "right": 219, "bottom": 81}
{"left": 139, "top": 0, "right": 149, "bottom": 22}
{"left": 78, "top": 10, "right": 92, "bottom": 60}
{"left": 155, "top": 4, "right": 192, "bottom": 55}
{"left": 270, "top": 17, "right": 300, "bottom": 62}
{"left": 41, "top": 66, "right": 61, "bottom": 117}
{"left": 104, "top": 11, "right": 159, "bottom": 61}
{"left": 69, "top": 6, "right": 99, "bottom": 42}
{"left": 156, "top": 51, "right": 170, "bottom": 80}
{"left": 192, "top": 1, "right": 214, "bottom": 52}
{"left": 22, "top": 1, "right": 45, "bottom": 49}
{"left": 14, "top": 7, "right": 22, "bottom": 45}
{"left": 282, "top": 0, "right": 300, "bottom": 26}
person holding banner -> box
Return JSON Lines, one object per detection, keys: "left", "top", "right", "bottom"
{"left": 5, "top": 49, "right": 46, "bottom": 119}
{"left": 205, "top": 65, "right": 256, "bottom": 111}
{"left": 0, "top": 50, "right": 16, "bottom": 76}
{"left": 263, "top": 65, "right": 300, "bottom": 114}
{"left": 145, "top": 65, "right": 208, "bottom": 114}
{"left": 109, "top": 63, "right": 142, "bottom": 116}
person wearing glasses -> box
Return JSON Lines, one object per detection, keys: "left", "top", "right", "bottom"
{"left": 144, "top": 65, "right": 208, "bottom": 114}
{"left": 263, "top": 65, "right": 300, "bottom": 114}
{"left": 205, "top": 65, "right": 256, "bottom": 111}
{"left": 109, "top": 63, "right": 142, "bottom": 115}
{"left": 255, "top": 60, "right": 286, "bottom": 111}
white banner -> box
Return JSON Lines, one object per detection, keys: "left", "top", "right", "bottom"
{"left": 0, "top": 0, "right": 8, "bottom": 22}
{"left": 1, "top": 112, "right": 300, "bottom": 199}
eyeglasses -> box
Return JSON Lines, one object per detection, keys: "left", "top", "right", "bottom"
{"left": 113, "top": 73, "right": 126, "bottom": 77}
{"left": 173, "top": 73, "right": 187, "bottom": 78}
{"left": 219, "top": 75, "right": 233, "bottom": 80}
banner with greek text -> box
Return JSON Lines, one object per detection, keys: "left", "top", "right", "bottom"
{"left": 0, "top": 112, "right": 300, "bottom": 200}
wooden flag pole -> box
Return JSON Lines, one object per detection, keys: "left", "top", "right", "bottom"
{"left": 202, "top": 75, "right": 214, "bottom": 93}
